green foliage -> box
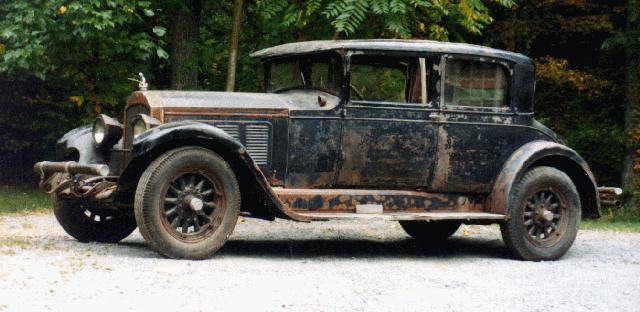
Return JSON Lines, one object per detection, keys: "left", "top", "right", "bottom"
{"left": 582, "top": 203, "right": 640, "bottom": 232}
{"left": 480, "top": 0, "right": 628, "bottom": 186}
{"left": 256, "top": 0, "right": 514, "bottom": 40}
{"left": 0, "top": 0, "right": 631, "bottom": 193}
{"left": 0, "top": 0, "right": 167, "bottom": 115}
{"left": 0, "top": 0, "right": 168, "bottom": 183}
{"left": 0, "top": 185, "right": 51, "bottom": 214}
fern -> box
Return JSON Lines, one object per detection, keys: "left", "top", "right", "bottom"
{"left": 256, "top": 0, "right": 515, "bottom": 39}
{"left": 324, "top": 0, "right": 369, "bottom": 34}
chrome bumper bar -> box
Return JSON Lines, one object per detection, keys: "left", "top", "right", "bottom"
{"left": 598, "top": 187, "right": 623, "bottom": 207}
{"left": 34, "top": 161, "right": 110, "bottom": 177}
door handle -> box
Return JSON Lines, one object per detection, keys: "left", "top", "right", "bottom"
{"left": 428, "top": 112, "right": 444, "bottom": 121}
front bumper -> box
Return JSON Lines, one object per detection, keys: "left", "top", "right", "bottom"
{"left": 34, "top": 161, "right": 111, "bottom": 177}
{"left": 34, "top": 161, "right": 118, "bottom": 204}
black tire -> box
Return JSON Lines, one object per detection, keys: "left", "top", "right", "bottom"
{"left": 134, "top": 147, "right": 240, "bottom": 259}
{"left": 53, "top": 195, "right": 137, "bottom": 243}
{"left": 500, "top": 166, "right": 581, "bottom": 261}
{"left": 399, "top": 220, "right": 462, "bottom": 242}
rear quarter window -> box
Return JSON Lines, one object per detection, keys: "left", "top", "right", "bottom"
{"left": 444, "top": 60, "right": 508, "bottom": 108}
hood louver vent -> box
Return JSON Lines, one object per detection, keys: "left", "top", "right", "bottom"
{"left": 212, "top": 122, "right": 271, "bottom": 166}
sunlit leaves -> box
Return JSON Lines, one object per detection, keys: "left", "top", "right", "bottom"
{"left": 0, "top": 0, "right": 167, "bottom": 114}
{"left": 153, "top": 26, "right": 166, "bottom": 37}
{"left": 157, "top": 48, "right": 169, "bottom": 59}
{"left": 257, "top": 0, "right": 514, "bottom": 40}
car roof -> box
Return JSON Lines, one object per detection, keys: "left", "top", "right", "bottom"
{"left": 250, "top": 39, "right": 532, "bottom": 65}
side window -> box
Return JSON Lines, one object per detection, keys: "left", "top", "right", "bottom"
{"left": 350, "top": 63, "right": 406, "bottom": 102}
{"left": 444, "top": 59, "right": 508, "bottom": 108}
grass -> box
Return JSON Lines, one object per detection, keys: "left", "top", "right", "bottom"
{"left": 0, "top": 185, "right": 51, "bottom": 214}
{"left": 1, "top": 185, "right": 640, "bottom": 232}
{"left": 582, "top": 205, "right": 640, "bottom": 232}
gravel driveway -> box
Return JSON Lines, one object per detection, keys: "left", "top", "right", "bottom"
{"left": 0, "top": 212, "right": 639, "bottom": 312}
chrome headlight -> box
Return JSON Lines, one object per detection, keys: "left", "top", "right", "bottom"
{"left": 93, "top": 114, "right": 123, "bottom": 148}
{"left": 132, "top": 114, "right": 161, "bottom": 139}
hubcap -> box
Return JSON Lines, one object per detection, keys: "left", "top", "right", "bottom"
{"left": 160, "top": 171, "right": 226, "bottom": 242}
{"left": 523, "top": 190, "right": 566, "bottom": 246}
{"left": 186, "top": 195, "right": 204, "bottom": 212}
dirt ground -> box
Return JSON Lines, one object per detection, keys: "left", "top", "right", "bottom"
{"left": 1, "top": 212, "right": 639, "bottom": 312}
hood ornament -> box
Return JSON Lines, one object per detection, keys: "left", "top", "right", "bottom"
{"left": 128, "top": 72, "right": 149, "bottom": 91}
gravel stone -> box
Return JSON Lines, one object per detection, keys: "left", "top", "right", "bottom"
{"left": 0, "top": 213, "right": 639, "bottom": 311}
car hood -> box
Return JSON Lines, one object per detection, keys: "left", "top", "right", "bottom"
{"left": 127, "top": 90, "right": 332, "bottom": 113}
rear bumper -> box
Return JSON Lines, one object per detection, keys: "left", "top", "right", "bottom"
{"left": 598, "top": 187, "right": 622, "bottom": 207}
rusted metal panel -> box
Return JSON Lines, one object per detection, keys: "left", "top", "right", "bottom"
{"left": 430, "top": 119, "right": 552, "bottom": 193}
{"left": 273, "top": 188, "right": 486, "bottom": 213}
{"left": 285, "top": 116, "right": 342, "bottom": 188}
{"left": 336, "top": 104, "right": 437, "bottom": 187}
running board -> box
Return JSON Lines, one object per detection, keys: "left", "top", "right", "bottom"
{"left": 273, "top": 187, "right": 490, "bottom": 214}
{"left": 295, "top": 211, "right": 506, "bottom": 221}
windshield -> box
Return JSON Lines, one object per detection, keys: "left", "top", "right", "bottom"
{"left": 267, "top": 54, "right": 341, "bottom": 94}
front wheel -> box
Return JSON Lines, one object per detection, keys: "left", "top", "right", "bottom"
{"left": 53, "top": 195, "right": 137, "bottom": 243}
{"left": 134, "top": 147, "right": 240, "bottom": 259}
{"left": 500, "top": 166, "right": 581, "bottom": 261}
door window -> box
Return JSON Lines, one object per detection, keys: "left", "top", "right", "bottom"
{"left": 349, "top": 56, "right": 430, "bottom": 105}
{"left": 267, "top": 55, "right": 340, "bottom": 94}
{"left": 350, "top": 63, "right": 406, "bottom": 102}
{"left": 444, "top": 59, "right": 508, "bottom": 108}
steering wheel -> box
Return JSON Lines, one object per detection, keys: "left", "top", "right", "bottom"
{"left": 350, "top": 84, "right": 364, "bottom": 100}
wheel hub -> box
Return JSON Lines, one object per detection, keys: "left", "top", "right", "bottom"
{"left": 160, "top": 172, "right": 225, "bottom": 240}
{"left": 185, "top": 195, "right": 203, "bottom": 212}
{"left": 532, "top": 205, "right": 554, "bottom": 224}
{"left": 523, "top": 190, "right": 564, "bottom": 244}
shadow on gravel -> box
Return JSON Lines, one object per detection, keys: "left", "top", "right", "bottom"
{"left": 110, "top": 237, "right": 510, "bottom": 260}
{"left": 212, "top": 237, "right": 511, "bottom": 260}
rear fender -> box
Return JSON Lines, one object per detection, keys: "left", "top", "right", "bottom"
{"left": 488, "top": 141, "right": 600, "bottom": 219}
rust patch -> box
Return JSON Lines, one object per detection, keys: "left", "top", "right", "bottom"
{"left": 273, "top": 188, "right": 486, "bottom": 213}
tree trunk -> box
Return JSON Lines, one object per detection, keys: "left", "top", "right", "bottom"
{"left": 171, "top": 0, "right": 202, "bottom": 90}
{"left": 225, "top": 0, "right": 244, "bottom": 91}
{"left": 622, "top": 0, "right": 640, "bottom": 187}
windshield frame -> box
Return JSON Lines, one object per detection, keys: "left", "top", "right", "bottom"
{"left": 263, "top": 52, "right": 344, "bottom": 96}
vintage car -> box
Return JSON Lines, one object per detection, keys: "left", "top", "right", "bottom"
{"left": 35, "top": 40, "right": 609, "bottom": 261}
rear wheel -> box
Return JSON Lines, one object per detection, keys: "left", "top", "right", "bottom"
{"left": 134, "top": 147, "right": 240, "bottom": 259}
{"left": 500, "top": 166, "right": 580, "bottom": 261}
{"left": 399, "top": 220, "right": 462, "bottom": 243}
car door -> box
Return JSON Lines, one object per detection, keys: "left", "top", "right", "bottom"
{"left": 279, "top": 54, "right": 344, "bottom": 189}
{"left": 336, "top": 54, "right": 438, "bottom": 188}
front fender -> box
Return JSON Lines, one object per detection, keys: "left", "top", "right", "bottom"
{"left": 489, "top": 141, "right": 600, "bottom": 219}
{"left": 56, "top": 124, "right": 106, "bottom": 165}
{"left": 121, "top": 121, "right": 301, "bottom": 220}
{"left": 131, "top": 120, "right": 243, "bottom": 159}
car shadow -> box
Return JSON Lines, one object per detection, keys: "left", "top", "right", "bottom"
{"left": 217, "top": 236, "right": 510, "bottom": 259}
{"left": 116, "top": 236, "right": 511, "bottom": 260}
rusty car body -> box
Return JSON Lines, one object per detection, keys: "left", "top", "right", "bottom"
{"left": 35, "top": 40, "right": 613, "bottom": 261}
